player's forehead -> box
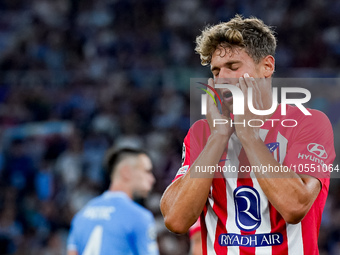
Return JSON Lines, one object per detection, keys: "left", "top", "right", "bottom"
{"left": 210, "top": 46, "right": 250, "bottom": 68}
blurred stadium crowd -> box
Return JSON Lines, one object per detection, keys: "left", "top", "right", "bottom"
{"left": 0, "top": 0, "right": 339, "bottom": 254}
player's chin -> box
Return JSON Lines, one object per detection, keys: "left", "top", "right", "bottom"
{"left": 140, "top": 189, "right": 152, "bottom": 198}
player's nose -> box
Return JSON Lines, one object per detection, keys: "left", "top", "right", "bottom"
{"left": 150, "top": 172, "right": 156, "bottom": 185}
{"left": 215, "top": 77, "right": 239, "bottom": 85}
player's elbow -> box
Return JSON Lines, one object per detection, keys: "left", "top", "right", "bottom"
{"left": 282, "top": 205, "right": 309, "bottom": 224}
{"left": 163, "top": 215, "right": 190, "bottom": 234}
{"left": 286, "top": 192, "right": 316, "bottom": 224}
{"left": 161, "top": 202, "right": 190, "bottom": 234}
{"left": 160, "top": 182, "right": 197, "bottom": 234}
{"left": 161, "top": 204, "right": 188, "bottom": 234}
{"left": 160, "top": 189, "right": 190, "bottom": 234}
{"left": 283, "top": 213, "right": 304, "bottom": 225}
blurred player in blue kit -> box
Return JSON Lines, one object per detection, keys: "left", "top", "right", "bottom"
{"left": 67, "top": 148, "right": 159, "bottom": 255}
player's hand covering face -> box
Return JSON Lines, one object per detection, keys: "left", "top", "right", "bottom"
{"left": 210, "top": 46, "right": 275, "bottom": 139}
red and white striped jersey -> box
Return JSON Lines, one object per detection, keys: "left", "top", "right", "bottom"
{"left": 173, "top": 105, "right": 336, "bottom": 255}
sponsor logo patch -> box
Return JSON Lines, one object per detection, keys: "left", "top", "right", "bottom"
{"left": 219, "top": 233, "right": 283, "bottom": 247}
{"left": 176, "top": 165, "right": 189, "bottom": 177}
{"left": 307, "top": 143, "right": 328, "bottom": 159}
{"left": 234, "top": 186, "right": 261, "bottom": 232}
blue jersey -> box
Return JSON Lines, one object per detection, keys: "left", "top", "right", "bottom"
{"left": 67, "top": 191, "right": 159, "bottom": 255}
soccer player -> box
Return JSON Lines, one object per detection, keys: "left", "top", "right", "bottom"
{"left": 67, "top": 148, "right": 159, "bottom": 255}
{"left": 160, "top": 15, "right": 336, "bottom": 254}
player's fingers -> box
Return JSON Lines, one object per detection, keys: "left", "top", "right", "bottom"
{"left": 255, "top": 78, "right": 265, "bottom": 108}
{"left": 244, "top": 73, "right": 259, "bottom": 99}
{"left": 207, "top": 78, "right": 215, "bottom": 106}
{"left": 221, "top": 99, "right": 230, "bottom": 117}
{"left": 238, "top": 75, "right": 248, "bottom": 105}
{"left": 240, "top": 73, "right": 263, "bottom": 109}
{"left": 241, "top": 73, "right": 255, "bottom": 90}
{"left": 206, "top": 78, "right": 220, "bottom": 116}
{"left": 247, "top": 75, "right": 264, "bottom": 109}
{"left": 238, "top": 75, "right": 247, "bottom": 92}
{"left": 208, "top": 78, "right": 222, "bottom": 110}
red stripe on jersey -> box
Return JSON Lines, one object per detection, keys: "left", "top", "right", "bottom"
{"left": 201, "top": 207, "right": 208, "bottom": 255}
{"left": 269, "top": 203, "right": 288, "bottom": 254}
{"left": 237, "top": 148, "right": 256, "bottom": 255}
{"left": 212, "top": 172, "right": 228, "bottom": 253}
{"left": 302, "top": 178, "right": 329, "bottom": 255}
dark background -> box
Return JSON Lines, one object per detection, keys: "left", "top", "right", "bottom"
{"left": 0, "top": 0, "right": 339, "bottom": 254}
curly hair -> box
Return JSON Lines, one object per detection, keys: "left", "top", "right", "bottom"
{"left": 195, "top": 15, "right": 277, "bottom": 65}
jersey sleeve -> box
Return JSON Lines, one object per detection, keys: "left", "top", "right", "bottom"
{"left": 67, "top": 217, "right": 79, "bottom": 252}
{"left": 283, "top": 110, "right": 336, "bottom": 185}
{"left": 131, "top": 211, "right": 159, "bottom": 255}
{"left": 173, "top": 120, "right": 210, "bottom": 181}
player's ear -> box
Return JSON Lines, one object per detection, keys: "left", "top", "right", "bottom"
{"left": 261, "top": 55, "right": 275, "bottom": 78}
{"left": 119, "top": 165, "right": 133, "bottom": 181}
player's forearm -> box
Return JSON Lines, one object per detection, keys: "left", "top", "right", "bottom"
{"left": 160, "top": 134, "right": 228, "bottom": 234}
{"left": 160, "top": 173, "right": 212, "bottom": 234}
{"left": 240, "top": 136, "right": 320, "bottom": 224}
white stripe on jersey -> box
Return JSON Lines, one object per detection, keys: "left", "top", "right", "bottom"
{"left": 251, "top": 173, "right": 272, "bottom": 255}
{"left": 224, "top": 133, "right": 243, "bottom": 180}
{"left": 205, "top": 203, "right": 218, "bottom": 255}
{"left": 277, "top": 131, "right": 288, "bottom": 164}
{"left": 259, "top": 129, "right": 269, "bottom": 142}
{"left": 286, "top": 223, "right": 304, "bottom": 254}
{"left": 254, "top": 129, "right": 272, "bottom": 255}
{"left": 225, "top": 133, "right": 243, "bottom": 255}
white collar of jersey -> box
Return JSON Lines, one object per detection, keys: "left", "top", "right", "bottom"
{"left": 103, "top": 191, "right": 130, "bottom": 200}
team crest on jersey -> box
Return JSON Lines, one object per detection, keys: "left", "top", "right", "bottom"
{"left": 266, "top": 142, "right": 280, "bottom": 162}
{"left": 234, "top": 186, "right": 261, "bottom": 232}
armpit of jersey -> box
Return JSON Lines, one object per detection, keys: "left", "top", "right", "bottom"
{"left": 173, "top": 165, "right": 189, "bottom": 182}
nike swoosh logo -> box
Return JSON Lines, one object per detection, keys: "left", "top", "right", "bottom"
{"left": 219, "top": 159, "right": 230, "bottom": 162}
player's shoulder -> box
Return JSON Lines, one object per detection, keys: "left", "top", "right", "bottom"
{"left": 183, "top": 119, "right": 211, "bottom": 148}
{"left": 306, "top": 108, "right": 331, "bottom": 122}
{"left": 71, "top": 193, "right": 153, "bottom": 223}
{"left": 187, "top": 119, "right": 210, "bottom": 136}
{"left": 71, "top": 192, "right": 118, "bottom": 216}
{"left": 287, "top": 104, "right": 330, "bottom": 122}
{"left": 286, "top": 105, "right": 333, "bottom": 136}
{"left": 71, "top": 195, "right": 102, "bottom": 220}
{"left": 190, "top": 119, "right": 209, "bottom": 130}
{"left": 103, "top": 191, "right": 153, "bottom": 219}
{"left": 79, "top": 193, "right": 108, "bottom": 210}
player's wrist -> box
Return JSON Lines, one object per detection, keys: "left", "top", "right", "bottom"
{"left": 238, "top": 133, "right": 262, "bottom": 147}
{"left": 208, "top": 131, "right": 230, "bottom": 145}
